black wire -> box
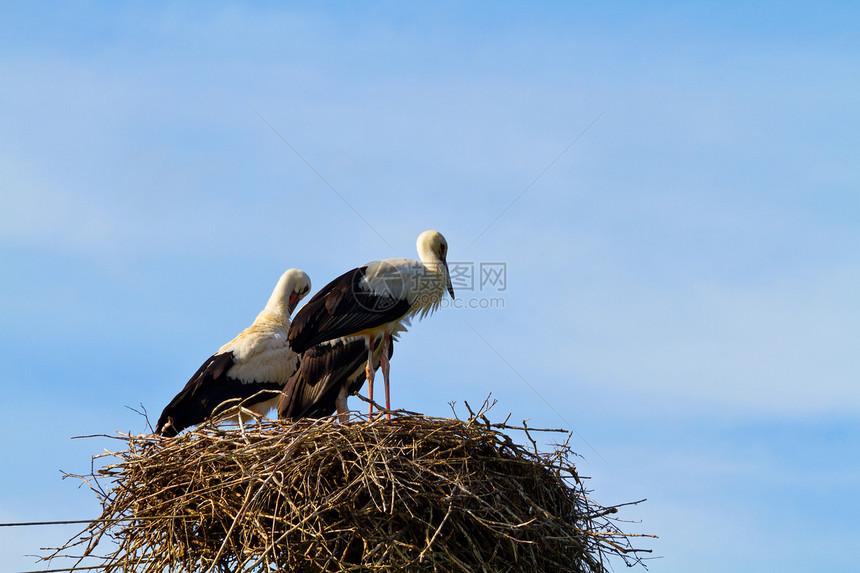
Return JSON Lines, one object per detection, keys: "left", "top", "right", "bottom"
{"left": 0, "top": 520, "right": 93, "bottom": 527}
{"left": 0, "top": 516, "right": 155, "bottom": 528}
{"left": 17, "top": 566, "right": 107, "bottom": 573}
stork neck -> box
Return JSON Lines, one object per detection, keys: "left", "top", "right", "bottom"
{"left": 415, "top": 248, "right": 449, "bottom": 301}
{"left": 262, "top": 276, "right": 292, "bottom": 320}
{"left": 255, "top": 307, "right": 288, "bottom": 327}
{"left": 417, "top": 245, "right": 443, "bottom": 270}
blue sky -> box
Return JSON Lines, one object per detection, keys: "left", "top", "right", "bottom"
{"left": 1, "top": 2, "right": 858, "bottom": 571}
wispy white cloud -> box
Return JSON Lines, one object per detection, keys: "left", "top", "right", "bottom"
{"left": 2, "top": 4, "right": 859, "bottom": 572}
{"left": 525, "top": 260, "right": 859, "bottom": 414}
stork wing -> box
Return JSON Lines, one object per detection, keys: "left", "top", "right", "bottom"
{"left": 278, "top": 336, "right": 394, "bottom": 420}
{"left": 288, "top": 266, "right": 411, "bottom": 353}
{"left": 155, "top": 351, "right": 283, "bottom": 436}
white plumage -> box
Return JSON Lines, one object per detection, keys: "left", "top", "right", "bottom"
{"left": 156, "top": 268, "right": 312, "bottom": 436}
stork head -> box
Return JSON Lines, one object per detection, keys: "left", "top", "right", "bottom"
{"left": 417, "top": 230, "right": 455, "bottom": 300}
{"left": 266, "top": 268, "right": 312, "bottom": 317}
{"left": 285, "top": 268, "right": 312, "bottom": 314}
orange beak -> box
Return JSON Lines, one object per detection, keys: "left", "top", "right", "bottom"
{"left": 288, "top": 292, "right": 300, "bottom": 314}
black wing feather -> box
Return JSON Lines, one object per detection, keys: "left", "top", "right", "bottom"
{"left": 288, "top": 266, "right": 411, "bottom": 353}
{"left": 155, "top": 351, "right": 283, "bottom": 437}
{"left": 278, "top": 336, "right": 394, "bottom": 421}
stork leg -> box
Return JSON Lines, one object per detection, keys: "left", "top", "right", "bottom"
{"left": 365, "top": 335, "right": 375, "bottom": 418}
{"left": 335, "top": 383, "right": 349, "bottom": 424}
{"left": 381, "top": 332, "right": 391, "bottom": 420}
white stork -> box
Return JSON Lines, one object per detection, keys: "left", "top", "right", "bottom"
{"left": 155, "top": 268, "right": 312, "bottom": 437}
{"left": 288, "top": 230, "right": 454, "bottom": 419}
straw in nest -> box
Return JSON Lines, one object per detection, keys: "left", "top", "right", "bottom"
{"left": 47, "top": 401, "right": 652, "bottom": 572}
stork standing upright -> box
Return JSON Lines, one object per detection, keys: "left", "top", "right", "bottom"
{"left": 155, "top": 268, "right": 312, "bottom": 436}
{"left": 288, "top": 230, "right": 454, "bottom": 419}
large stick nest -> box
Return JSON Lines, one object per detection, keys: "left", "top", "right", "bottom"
{"left": 50, "top": 403, "right": 651, "bottom": 572}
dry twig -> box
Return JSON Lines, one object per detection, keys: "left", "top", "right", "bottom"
{"left": 45, "top": 407, "right": 652, "bottom": 572}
